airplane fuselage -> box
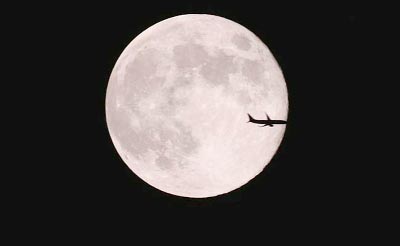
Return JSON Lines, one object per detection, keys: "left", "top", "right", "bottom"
{"left": 252, "top": 119, "right": 287, "bottom": 125}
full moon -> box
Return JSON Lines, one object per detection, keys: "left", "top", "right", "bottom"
{"left": 105, "top": 14, "right": 288, "bottom": 198}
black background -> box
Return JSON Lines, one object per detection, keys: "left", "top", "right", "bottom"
{"left": 8, "top": 1, "right": 394, "bottom": 240}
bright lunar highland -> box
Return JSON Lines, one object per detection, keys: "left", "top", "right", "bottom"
{"left": 105, "top": 14, "right": 288, "bottom": 198}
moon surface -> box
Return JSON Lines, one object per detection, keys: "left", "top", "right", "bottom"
{"left": 105, "top": 14, "right": 288, "bottom": 198}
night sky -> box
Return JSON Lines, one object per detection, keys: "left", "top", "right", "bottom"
{"left": 8, "top": 2, "right": 392, "bottom": 240}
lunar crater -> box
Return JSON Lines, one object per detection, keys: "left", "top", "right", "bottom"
{"left": 232, "top": 34, "right": 252, "bottom": 51}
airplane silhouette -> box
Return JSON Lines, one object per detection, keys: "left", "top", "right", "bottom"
{"left": 247, "top": 113, "right": 287, "bottom": 127}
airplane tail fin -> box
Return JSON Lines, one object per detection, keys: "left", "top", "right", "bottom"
{"left": 247, "top": 113, "right": 255, "bottom": 122}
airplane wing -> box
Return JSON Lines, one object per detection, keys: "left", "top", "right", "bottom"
{"left": 260, "top": 124, "right": 273, "bottom": 127}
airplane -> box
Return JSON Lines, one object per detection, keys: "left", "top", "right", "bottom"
{"left": 247, "top": 113, "right": 287, "bottom": 127}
